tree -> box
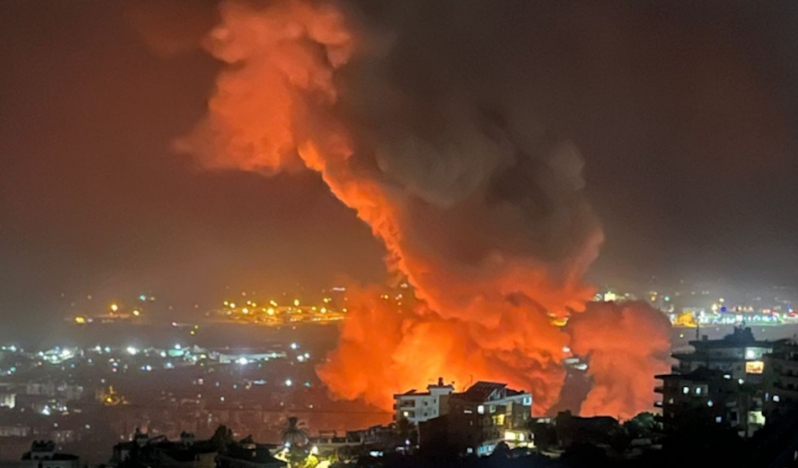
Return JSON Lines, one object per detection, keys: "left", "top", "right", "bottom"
{"left": 623, "top": 412, "right": 660, "bottom": 440}
{"left": 528, "top": 420, "right": 558, "bottom": 451}
{"left": 393, "top": 418, "right": 418, "bottom": 447}
{"left": 209, "top": 425, "right": 234, "bottom": 452}
{"left": 281, "top": 416, "right": 309, "bottom": 447}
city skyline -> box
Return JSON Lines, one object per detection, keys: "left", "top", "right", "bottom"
{"left": 1, "top": 1, "right": 798, "bottom": 328}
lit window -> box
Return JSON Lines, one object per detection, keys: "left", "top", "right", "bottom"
{"left": 715, "top": 416, "right": 722, "bottom": 423}
{"left": 773, "top": 395, "right": 781, "bottom": 403}
{"left": 746, "top": 361, "right": 764, "bottom": 374}
{"left": 707, "top": 400, "right": 713, "bottom": 407}
{"left": 477, "top": 405, "right": 485, "bottom": 414}
{"left": 682, "top": 386, "right": 689, "bottom": 394}
{"left": 695, "top": 387, "right": 702, "bottom": 395}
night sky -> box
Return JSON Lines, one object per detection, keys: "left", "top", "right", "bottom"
{"left": 1, "top": 0, "right": 797, "bottom": 330}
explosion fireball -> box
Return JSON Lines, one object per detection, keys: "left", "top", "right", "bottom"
{"left": 176, "top": 0, "right": 670, "bottom": 419}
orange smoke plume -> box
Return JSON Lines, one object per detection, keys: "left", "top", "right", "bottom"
{"left": 568, "top": 301, "right": 672, "bottom": 420}
{"left": 177, "top": 0, "right": 669, "bottom": 417}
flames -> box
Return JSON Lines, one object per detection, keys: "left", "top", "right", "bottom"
{"left": 175, "top": 0, "right": 670, "bottom": 419}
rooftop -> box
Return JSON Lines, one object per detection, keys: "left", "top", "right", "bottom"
{"left": 689, "top": 327, "right": 772, "bottom": 349}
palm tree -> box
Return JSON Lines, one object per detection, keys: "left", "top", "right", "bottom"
{"left": 394, "top": 417, "right": 418, "bottom": 447}
{"left": 281, "top": 416, "right": 309, "bottom": 447}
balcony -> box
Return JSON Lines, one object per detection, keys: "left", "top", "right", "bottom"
{"left": 654, "top": 386, "right": 664, "bottom": 394}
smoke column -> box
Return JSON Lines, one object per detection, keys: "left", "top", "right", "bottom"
{"left": 176, "top": 0, "right": 669, "bottom": 417}
{"left": 568, "top": 301, "right": 672, "bottom": 420}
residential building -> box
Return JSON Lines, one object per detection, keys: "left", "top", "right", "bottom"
{"left": 672, "top": 327, "right": 772, "bottom": 383}
{"left": 19, "top": 441, "right": 79, "bottom": 468}
{"left": 216, "top": 443, "right": 286, "bottom": 468}
{"left": 111, "top": 431, "right": 217, "bottom": 468}
{"left": 393, "top": 377, "right": 454, "bottom": 425}
{"left": 655, "top": 327, "right": 772, "bottom": 437}
{"left": 763, "top": 338, "right": 798, "bottom": 422}
{"left": 656, "top": 368, "right": 759, "bottom": 433}
{"left": 418, "top": 381, "right": 533, "bottom": 455}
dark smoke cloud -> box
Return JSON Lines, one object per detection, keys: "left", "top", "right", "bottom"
{"left": 172, "top": 0, "right": 674, "bottom": 416}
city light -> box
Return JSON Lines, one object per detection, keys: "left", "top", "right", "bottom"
{"left": 126, "top": 346, "right": 138, "bottom": 356}
{"left": 285, "top": 379, "right": 293, "bottom": 387}
{"left": 110, "top": 303, "right": 119, "bottom": 312}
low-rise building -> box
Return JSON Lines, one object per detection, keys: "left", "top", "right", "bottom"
{"left": 19, "top": 441, "right": 79, "bottom": 468}
{"left": 418, "top": 381, "right": 533, "bottom": 455}
{"left": 216, "top": 443, "right": 286, "bottom": 468}
{"left": 393, "top": 377, "right": 454, "bottom": 425}
{"left": 111, "top": 431, "right": 217, "bottom": 468}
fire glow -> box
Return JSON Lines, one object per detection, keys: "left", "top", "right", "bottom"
{"left": 176, "top": 0, "right": 671, "bottom": 419}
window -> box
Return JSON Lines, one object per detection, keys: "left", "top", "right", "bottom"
{"left": 715, "top": 416, "right": 722, "bottom": 423}
{"left": 682, "top": 386, "right": 689, "bottom": 394}
{"left": 477, "top": 405, "right": 484, "bottom": 414}
{"left": 523, "top": 396, "right": 532, "bottom": 406}
{"left": 707, "top": 400, "right": 713, "bottom": 407}
{"left": 695, "top": 387, "right": 702, "bottom": 395}
{"left": 746, "top": 361, "right": 764, "bottom": 374}
{"left": 773, "top": 395, "right": 781, "bottom": 403}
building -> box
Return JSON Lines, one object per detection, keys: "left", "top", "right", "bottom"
{"left": 762, "top": 338, "right": 798, "bottom": 422}
{"left": 656, "top": 327, "right": 772, "bottom": 437}
{"left": 19, "top": 441, "right": 79, "bottom": 468}
{"left": 672, "top": 327, "right": 772, "bottom": 383}
{"left": 111, "top": 431, "right": 217, "bottom": 468}
{"left": 656, "top": 368, "right": 757, "bottom": 430}
{"left": 216, "top": 444, "right": 286, "bottom": 468}
{"left": 418, "top": 381, "right": 533, "bottom": 455}
{"left": 393, "top": 377, "right": 454, "bottom": 425}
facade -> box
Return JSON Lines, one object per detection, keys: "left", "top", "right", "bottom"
{"left": 762, "top": 339, "right": 798, "bottom": 421}
{"left": 111, "top": 431, "right": 217, "bottom": 468}
{"left": 672, "top": 327, "right": 772, "bottom": 383}
{"left": 19, "top": 441, "right": 79, "bottom": 468}
{"left": 393, "top": 377, "right": 454, "bottom": 425}
{"left": 656, "top": 327, "right": 772, "bottom": 437}
{"left": 418, "top": 381, "right": 533, "bottom": 455}
{"left": 656, "top": 368, "right": 756, "bottom": 428}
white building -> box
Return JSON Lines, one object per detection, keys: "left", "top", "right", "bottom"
{"left": 393, "top": 377, "right": 454, "bottom": 425}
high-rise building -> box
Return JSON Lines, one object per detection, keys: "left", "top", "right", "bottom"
{"left": 762, "top": 338, "right": 798, "bottom": 422}
{"left": 656, "top": 327, "right": 772, "bottom": 437}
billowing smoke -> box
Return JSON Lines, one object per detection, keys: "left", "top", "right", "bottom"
{"left": 175, "top": 0, "right": 669, "bottom": 417}
{"left": 568, "top": 301, "right": 672, "bottom": 420}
